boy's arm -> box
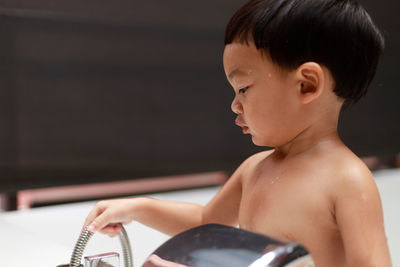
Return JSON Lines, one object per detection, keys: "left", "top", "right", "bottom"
{"left": 133, "top": 160, "right": 244, "bottom": 235}
{"left": 335, "top": 169, "right": 392, "bottom": 267}
{"left": 83, "top": 157, "right": 247, "bottom": 236}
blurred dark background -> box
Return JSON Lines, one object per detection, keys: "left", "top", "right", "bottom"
{"left": 0, "top": 0, "right": 399, "bottom": 194}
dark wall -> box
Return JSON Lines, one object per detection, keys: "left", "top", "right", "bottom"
{"left": 339, "top": 0, "right": 400, "bottom": 157}
{"left": 0, "top": 0, "right": 398, "bottom": 193}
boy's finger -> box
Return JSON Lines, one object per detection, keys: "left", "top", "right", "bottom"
{"left": 82, "top": 202, "right": 106, "bottom": 231}
{"left": 100, "top": 225, "right": 122, "bottom": 237}
{"left": 88, "top": 210, "right": 113, "bottom": 232}
{"left": 82, "top": 211, "right": 97, "bottom": 231}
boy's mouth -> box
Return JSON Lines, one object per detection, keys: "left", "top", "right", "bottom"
{"left": 235, "top": 118, "right": 249, "bottom": 134}
{"left": 241, "top": 126, "right": 249, "bottom": 134}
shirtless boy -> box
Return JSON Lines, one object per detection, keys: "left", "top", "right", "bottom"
{"left": 83, "top": 0, "right": 392, "bottom": 266}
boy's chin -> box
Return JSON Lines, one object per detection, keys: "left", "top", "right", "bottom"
{"left": 250, "top": 135, "right": 275, "bottom": 148}
{"left": 250, "top": 135, "right": 266, "bottom": 147}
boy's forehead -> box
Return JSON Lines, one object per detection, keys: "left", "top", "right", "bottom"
{"left": 224, "top": 43, "right": 258, "bottom": 71}
{"left": 223, "top": 42, "right": 273, "bottom": 77}
{"left": 224, "top": 42, "right": 258, "bottom": 61}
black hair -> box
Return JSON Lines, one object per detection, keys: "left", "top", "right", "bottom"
{"left": 225, "top": 0, "right": 385, "bottom": 104}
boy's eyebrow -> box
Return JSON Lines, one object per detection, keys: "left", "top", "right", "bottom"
{"left": 228, "top": 68, "right": 249, "bottom": 80}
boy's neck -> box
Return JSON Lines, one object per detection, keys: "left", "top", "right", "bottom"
{"left": 273, "top": 120, "right": 342, "bottom": 160}
{"left": 272, "top": 93, "right": 345, "bottom": 159}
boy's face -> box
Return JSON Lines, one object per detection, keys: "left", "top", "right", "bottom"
{"left": 223, "top": 42, "right": 303, "bottom": 147}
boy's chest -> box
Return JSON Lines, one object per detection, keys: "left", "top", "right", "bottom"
{"left": 238, "top": 164, "right": 337, "bottom": 244}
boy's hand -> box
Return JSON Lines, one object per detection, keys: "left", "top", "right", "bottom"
{"left": 83, "top": 198, "right": 137, "bottom": 237}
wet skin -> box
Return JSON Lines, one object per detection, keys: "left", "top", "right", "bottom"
{"left": 84, "top": 42, "right": 392, "bottom": 267}
{"left": 221, "top": 42, "right": 391, "bottom": 267}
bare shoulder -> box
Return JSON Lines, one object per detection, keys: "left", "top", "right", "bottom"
{"left": 330, "top": 148, "right": 391, "bottom": 266}
{"left": 240, "top": 150, "right": 274, "bottom": 172}
{"left": 226, "top": 150, "right": 275, "bottom": 186}
{"left": 327, "top": 147, "right": 379, "bottom": 201}
{"left": 244, "top": 149, "right": 274, "bottom": 165}
{"left": 222, "top": 149, "right": 274, "bottom": 186}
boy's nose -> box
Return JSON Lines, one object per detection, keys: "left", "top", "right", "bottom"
{"left": 231, "top": 98, "right": 243, "bottom": 114}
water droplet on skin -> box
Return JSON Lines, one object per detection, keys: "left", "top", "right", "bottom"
{"left": 275, "top": 176, "right": 279, "bottom": 180}
{"left": 270, "top": 181, "right": 274, "bottom": 184}
{"left": 361, "top": 193, "right": 368, "bottom": 201}
{"left": 267, "top": 73, "right": 272, "bottom": 78}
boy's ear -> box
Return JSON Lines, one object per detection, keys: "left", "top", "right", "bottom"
{"left": 295, "top": 62, "right": 324, "bottom": 104}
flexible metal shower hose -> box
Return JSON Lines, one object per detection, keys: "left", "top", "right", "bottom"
{"left": 69, "top": 224, "right": 133, "bottom": 267}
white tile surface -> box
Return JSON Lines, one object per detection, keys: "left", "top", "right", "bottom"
{"left": 0, "top": 169, "right": 398, "bottom": 267}
{"left": 374, "top": 169, "right": 400, "bottom": 266}
{"left": 0, "top": 187, "right": 220, "bottom": 267}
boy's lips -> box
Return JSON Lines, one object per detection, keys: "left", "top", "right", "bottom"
{"left": 235, "top": 118, "right": 249, "bottom": 133}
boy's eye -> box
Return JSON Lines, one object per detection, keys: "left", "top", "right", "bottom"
{"left": 238, "top": 87, "right": 249, "bottom": 94}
